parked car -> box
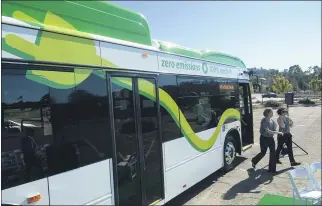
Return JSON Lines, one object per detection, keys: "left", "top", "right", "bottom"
{"left": 3, "top": 119, "right": 37, "bottom": 134}
{"left": 262, "top": 92, "right": 277, "bottom": 98}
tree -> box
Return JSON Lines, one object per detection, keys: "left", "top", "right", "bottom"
{"left": 250, "top": 65, "right": 320, "bottom": 93}
{"left": 271, "top": 75, "right": 293, "bottom": 94}
{"left": 308, "top": 65, "right": 321, "bottom": 78}
{"left": 287, "top": 65, "right": 305, "bottom": 91}
{"left": 309, "top": 75, "right": 322, "bottom": 95}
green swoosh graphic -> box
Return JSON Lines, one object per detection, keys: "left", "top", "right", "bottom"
{"left": 113, "top": 77, "right": 240, "bottom": 152}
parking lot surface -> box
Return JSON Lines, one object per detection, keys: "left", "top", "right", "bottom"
{"left": 167, "top": 105, "right": 321, "bottom": 205}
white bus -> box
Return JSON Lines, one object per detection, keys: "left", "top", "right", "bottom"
{"left": 1, "top": 1, "right": 254, "bottom": 205}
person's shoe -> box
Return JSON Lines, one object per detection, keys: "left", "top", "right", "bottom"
{"left": 277, "top": 160, "right": 282, "bottom": 164}
{"left": 291, "top": 162, "right": 301, "bottom": 166}
{"left": 251, "top": 160, "right": 256, "bottom": 169}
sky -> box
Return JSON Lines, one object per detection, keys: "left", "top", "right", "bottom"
{"left": 110, "top": 1, "right": 321, "bottom": 71}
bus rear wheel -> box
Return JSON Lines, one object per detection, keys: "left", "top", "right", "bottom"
{"left": 223, "top": 135, "right": 237, "bottom": 172}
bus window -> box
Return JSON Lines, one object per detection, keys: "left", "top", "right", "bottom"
{"left": 177, "top": 77, "right": 213, "bottom": 133}
{"left": 74, "top": 71, "right": 111, "bottom": 166}
{"left": 1, "top": 70, "right": 52, "bottom": 190}
{"left": 158, "top": 74, "right": 181, "bottom": 142}
{"left": 48, "top": 71, "right": 111, "bottom": 175}
{"left": 208, "top": 80, "right": 239, "bottom": 124}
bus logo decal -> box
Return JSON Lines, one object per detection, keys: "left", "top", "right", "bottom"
{"left": 202, "top": 62, "right": 208, "bottom": 74}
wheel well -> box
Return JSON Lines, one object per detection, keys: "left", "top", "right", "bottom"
{"left": 227, "top": 129, "right": 241, "bottom": 155}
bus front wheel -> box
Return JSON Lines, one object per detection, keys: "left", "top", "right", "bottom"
{"left": 223, "top": 135, "right": 237, "bottom": 172}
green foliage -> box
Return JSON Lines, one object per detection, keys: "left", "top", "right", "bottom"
{"left": 249, "top": 65, "right": 321, "bottom": 93}
{"left": 298, "top": 98, "right": 315, "bottom": 105}
{"left": 309, "top": 75, "right": 322, "bottom": 95}
{"left": 271, "top": 75, "right": 293, "bottom": 94}
{"left": 264, "top": 100, "right": 282, "bottom": 108}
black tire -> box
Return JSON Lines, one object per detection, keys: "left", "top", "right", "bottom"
{"left": 223, "top": 135, "right": 237, "bottom": 172}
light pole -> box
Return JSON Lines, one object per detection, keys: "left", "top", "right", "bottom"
{"left": 252, "top": 74, "right": 260, "bottom": 93}
{"left": 259, "top": 77, "right": 266, "bottom": 93}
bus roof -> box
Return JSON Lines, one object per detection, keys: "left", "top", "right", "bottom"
{"left": 2, "top": 0, "right": 246, "bottom": 68}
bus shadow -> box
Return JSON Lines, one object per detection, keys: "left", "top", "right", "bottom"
{"left": 165, "top": 156, "right": 247, "bottom": 205}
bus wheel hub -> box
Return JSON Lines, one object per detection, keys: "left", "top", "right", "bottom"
{"left": 225, "top": 142, "right": 236, "bottom": 165}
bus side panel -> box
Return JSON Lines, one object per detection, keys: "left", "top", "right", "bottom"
{"left": 162, "top": 127, "right": 223, "bottom": 203}
{"left": 163, "top": 122, "right": 240, "bottom": 203}
{"left": 100, "top": 41, "right": 159, "bottom": 72}
{"left": 48, "top": 159, "right": 113, "bottom": 205}
{"left": 163, "top": 127, "right": 222, "bottom": 170}
{"left": 2, "top": 179, "right": 50, "bottom": 205}
{"left": 163, "top": 143, "right": 222, "bottom": 202}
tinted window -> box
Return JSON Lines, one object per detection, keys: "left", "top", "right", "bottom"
{"left": 177, "top": 77, "right": 213, "bottom": 133}
{"left": 2, "top": 70, "right": 52, "bottom": 190}
{"left": 48, "top": 71, "right": 111, "bottom": 175}
{"left": 138, "top": 78, "right": 163, "bottom": 204}
{"left": 178, "top": 77, "right": 214, "bottom": 97}
{"left": 112, "top": 78, "right": 141, "bottom": 205}
{"left": 75, "top": 70, "right": 111, "bottom": 161}
{"left": 209, "top": 79, "right": 239, "bottom": 124}
{"left": 2, "top": 66, "right": 112, "bottom": 190}
{"left": 158, "top": 74, "right": 181, "bottom": 142}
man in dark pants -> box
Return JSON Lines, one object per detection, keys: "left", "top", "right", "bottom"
{"left": 276, "top": 108, "right": 301, "bottom": 166}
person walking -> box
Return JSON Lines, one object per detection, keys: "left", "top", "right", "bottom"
{"left": 251, "top": 108, "right": 283, "bottom": 173}
{"left": 276, "top": 108, "right": 301, "bottom": 166}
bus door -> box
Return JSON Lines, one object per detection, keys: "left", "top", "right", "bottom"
{"left": 238, "top": 82, "right": 254, "bottom": 148}
{"left": 109, "top": 74, "right": 164, "bottom": 205}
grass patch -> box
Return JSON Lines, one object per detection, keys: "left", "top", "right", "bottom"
{"left": 257, "top": 194, "right": 313, "bottom": 205}
{"left": 298, "top": 98, "right": 316, "bottom": 105}
{"left": 264, "top": 100, "right": 282, "bottom": 108}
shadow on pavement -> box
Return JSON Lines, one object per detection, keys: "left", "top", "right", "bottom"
{"left": 222, "top": 167, "right": 294, "bottom": 200}
{"left": 165, "top": 156, "right": 247, "bottom": 206}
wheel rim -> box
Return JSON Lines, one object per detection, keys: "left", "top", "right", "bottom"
{"left": 225, "top": 142, "right": 236, "bottom": 165}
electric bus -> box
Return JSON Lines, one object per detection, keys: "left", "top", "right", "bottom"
{"left": 1, "top": 1, "right": 254, "bottom": 205}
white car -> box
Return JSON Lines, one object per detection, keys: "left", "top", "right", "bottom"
{"left": 3, "top": 119, "right": 36, "bottom": 133}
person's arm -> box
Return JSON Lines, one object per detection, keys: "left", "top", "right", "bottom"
{"left": 265, "top": 127, "right": 283, "bottom": 135}
{"left": 288, "top": 117, "right": 294, "bottom": 128}
{"left": 263, "top": 119, "right": 283, "bottom": 135}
